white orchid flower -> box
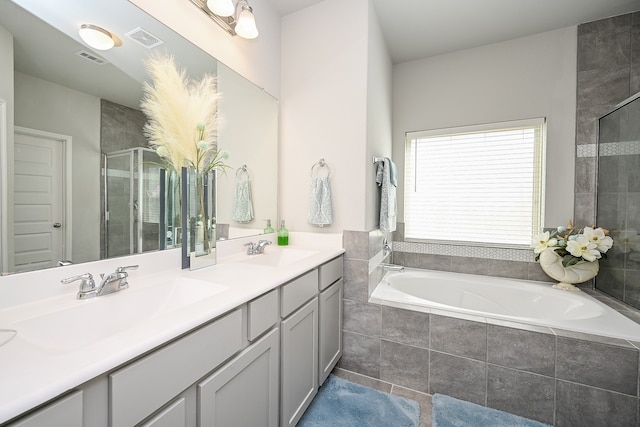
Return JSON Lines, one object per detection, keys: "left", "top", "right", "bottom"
{"left": 532, "top": 231, "right": 557, "bottom": 254}
{"left": 566, "top": 235, "right": 601, "bottom": 261}
{"left": 582, "top": 226, "right": 613, "bottom": 253}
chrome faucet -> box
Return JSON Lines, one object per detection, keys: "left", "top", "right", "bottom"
{"left": 244, "top": 240, "right": 272, "bottom": 255}
{"left": 381, "top": 263, "right": 405, "bottom": 272}
{"left": 61, "top": 273, "right": 97, "bottom": 299}
{"left": 255, "top": 240, "right": 272, "bottom": 254}
{"left": 97, "top": 265, "right": 138, "bottom": 296}
{"left": 382, "top": 238, "right": 392, "bottom": 258}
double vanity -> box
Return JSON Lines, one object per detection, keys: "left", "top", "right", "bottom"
{"left": 0, "top": 234, "right": 344, "bottom": 427}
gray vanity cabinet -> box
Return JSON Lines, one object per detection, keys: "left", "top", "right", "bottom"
{"left": 7, "top": 391, "right": 83, "bottom": 427}
{"left": 140, "top": 397, "right": 187, "bottom": 427}
{"left": 198, "top": 328, "right": 280, "bottom": 427}
{"left": 317, "top": 257, "right": 343, "bottom": 386}
{"left": 280, "top": 270, "right": 319, "bottom": 427}
{"left": 109, "top": 308, "right": 244, "bottom": 427}
{"left": 318, "top": 279, "right": 343, "bottom": 385}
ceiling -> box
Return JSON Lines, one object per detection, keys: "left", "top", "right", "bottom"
{"left": 267, "top": 0, "right": 640, "bottom": 63}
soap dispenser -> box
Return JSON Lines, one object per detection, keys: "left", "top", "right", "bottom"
{"left": 277, "top": 220, "right": 289, "bottom": 246}
{"left": 264, "top": 219, "right": 274, "bottom": 234}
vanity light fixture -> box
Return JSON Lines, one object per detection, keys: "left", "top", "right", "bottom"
{"left": 190, "top": 0, "right": 259, "bottom": 39}
{"left": 78, "top": 24, "right": 116, "bottom": 51}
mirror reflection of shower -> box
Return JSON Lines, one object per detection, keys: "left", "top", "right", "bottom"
{"left": 103, "top": 148, "right": 165, "bottom": 258}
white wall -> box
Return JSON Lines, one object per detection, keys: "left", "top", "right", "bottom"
{"left": 130, "top": 0, "right": 282, "bottom": 98}
{"left": 280, "top": 0, "right": 371, "bottom": 233}
{"left": 365, "top": 4, "right": 393, "bottom": 231}
{"left": 14, "top": 73, "right": 101, "bottom": 263}
{"left": 392, "top": 27, "right": 578, "bottom": 228}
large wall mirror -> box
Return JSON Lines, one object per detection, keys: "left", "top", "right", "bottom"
{"left": 0, "top": 0, "right": 278, "bottom": 274}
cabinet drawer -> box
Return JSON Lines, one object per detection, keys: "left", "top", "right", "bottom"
{"left": 9, "top": 391, "right": 82, "bottom": 427}
{"left": 319, "top": 256, "right": 343, "bottom": 291}
{"left": 110, "top": 309, "right": 243, "bottom": 427}
{"left": 248, "top": 289, "right": 279, "bottom": 341}
{"left": 281, "top": 269, "right": 318, "bottom": 318}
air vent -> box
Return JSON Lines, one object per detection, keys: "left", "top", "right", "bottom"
{"left": 74, "top": 50, "right": 109, "bottom": 65}
{"left": 125, "top": 27, "right": 164, "bottom": 49}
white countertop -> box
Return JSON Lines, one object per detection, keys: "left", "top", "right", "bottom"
{"left": 0, "top": 233, "right": 344, "bottom": 424}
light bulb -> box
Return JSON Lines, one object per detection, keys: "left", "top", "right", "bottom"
{"left": 235, "top": 4, "right": 258, "bottom": 39}
{"left": 78, "top": 24, "right": 115, "bottom": 50}
{"left": 206, "top": 0, "right": 235, "bottom": 17}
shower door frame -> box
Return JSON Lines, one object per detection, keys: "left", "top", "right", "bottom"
{"left": 104, "top": 148, "right": 147, "bottom": 257}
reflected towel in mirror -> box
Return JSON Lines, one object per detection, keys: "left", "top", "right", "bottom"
{"left": 232, "top": 174, "right": 254, "bottom": 223}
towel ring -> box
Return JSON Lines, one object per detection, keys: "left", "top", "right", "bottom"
{"left": 311, "top": 158, "right": 331, "bottom": 177}
{"left": 236, "top": 165, "right": 250, "bottom": 179}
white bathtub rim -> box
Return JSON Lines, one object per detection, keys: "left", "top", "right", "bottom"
{"left": 370, "top": 268, "right": 640, "bottom": 343}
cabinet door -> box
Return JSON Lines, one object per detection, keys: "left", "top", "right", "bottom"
{"left": 9, "top": 391, "right": 82, "bottom": 427}
{"left": 319, "top": 279, "right": 343, "bottom": 385}
{"left": 280, "top": 298, "right": 318, "bottom": 427}
{"left": 140, "top": 398, "right": 186, "bottom": 427}
{"left": 198, "top": 328, "right": 280, "bottom": 427}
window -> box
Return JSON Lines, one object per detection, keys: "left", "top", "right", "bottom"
{"left": 404, "top": 118, "right": 545, "bottom": 247}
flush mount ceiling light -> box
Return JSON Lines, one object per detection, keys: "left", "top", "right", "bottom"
{"left": 190, "top": 0, "right": 259, "bottom": 39}
{"left": 78, "top": 24, "right": 116, "bottom": 50}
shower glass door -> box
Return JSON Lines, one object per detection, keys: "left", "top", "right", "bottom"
{"left": 105, "top": 151, "right": 134, "bottom": 258}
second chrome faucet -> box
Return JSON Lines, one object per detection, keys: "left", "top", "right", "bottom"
{"left": 244, "top": 240, "right": 272, "bottom": 255}
{"left": 62, "top": 265, "right": 138, "bottom": 299}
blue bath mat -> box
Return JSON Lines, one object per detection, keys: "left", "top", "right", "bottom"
{"left": 432, "top": 394, "right": 551, "bottom": 427}
{"left": 298, "top": 374, "right": 420, "bottom": 427}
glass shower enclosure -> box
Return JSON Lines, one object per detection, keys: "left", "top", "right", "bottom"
{"left": 103, "top": 148, "right": 178, "bottom": 258}
{"left": 596, "top": 91, "right": 640, "bottom": 308}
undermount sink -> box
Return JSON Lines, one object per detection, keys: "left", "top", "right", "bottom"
{"left": 241, "top": 248, "right": 319, "bottom": 267}
{"left": 9, "top": 277, "right": 226, "bottom": 352}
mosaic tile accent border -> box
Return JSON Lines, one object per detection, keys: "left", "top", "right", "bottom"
{"left": 577, "top": 144, "right": 596, "bottom": 158}
{"left": 393, "top": 241, "right": 534, "bottom": 262}
{"left": 599, "top": 140, "right": 640, "bottom": 156}
{"left": 577, "top": 141, "right": 640, "bottom": 158}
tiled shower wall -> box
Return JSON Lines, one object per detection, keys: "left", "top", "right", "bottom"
{"left": 576, "top": 12, "right": 640, "bottom": 308}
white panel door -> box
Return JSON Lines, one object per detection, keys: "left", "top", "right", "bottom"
{"left": 12, "top": 129, "right": 65, "bottom": 272}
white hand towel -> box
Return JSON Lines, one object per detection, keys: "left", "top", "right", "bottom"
{"left": 232, "top": 177, "right": 254, "bottom": 223}
{"left": 309, "top": 176, "right": 333, "bottom": 226}
{"left": 376, "top": 158, "right": 397, "bottom": 232}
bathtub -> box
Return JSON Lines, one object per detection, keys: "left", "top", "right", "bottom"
{"left": 370, "top": 268, "right": 640, "bottom": 341}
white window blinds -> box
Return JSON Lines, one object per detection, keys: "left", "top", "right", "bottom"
{"left": 404, "top": 118, "right": 545, "bottom": 247}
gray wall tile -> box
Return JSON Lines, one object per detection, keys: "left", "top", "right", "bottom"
{"left": 485, "top": 259, "right": 528, "bottom": 279}
{"left": 339, "top": 331, "right": 380, "bottom": 379}
{"left": 487, "top": 325, "right": 556, "bottom": 376}
{"left": 430, "top": 315, "right": 487, "bottom": 361}
{"left": 381, "top": 305, "right": 430, "bottom": 348}
{"left": 575, "top": 156, "right": 597, "bottom": 193}
{"left": 343, "top": 299, "right": 381, "bottom": 337}
{"left": 555, "top": 380, "right": 637, "bottom": 427}
{"left": 486, "top": 365, "right": 555, "bottom": 425}
{"left": 429, "top": 351, "right": 486, "bottom": 405}
{"left": 343, "top": 258, "right": 369, "bottom": 302}
{"left": 381, "top": 340, "right": 429, "bottom": 394}
{"left": 343, "top": 230, "right": 369, "bottom": 260}
{"left": 556, "top": 337, "right": 639, "bottom": 395}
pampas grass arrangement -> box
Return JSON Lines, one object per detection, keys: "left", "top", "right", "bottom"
{"left": 140, "top": 54, "right": 228, "bottom": 175}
